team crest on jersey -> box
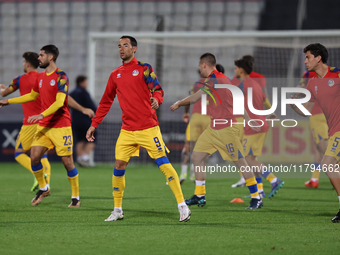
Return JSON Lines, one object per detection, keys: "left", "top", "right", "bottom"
{"left": 328, "top": 79, "right": 335, "bottom": 87}
{"left": 39, "top": 79, "right": 43, "bottom": 88}
{"left": 117, "top": 73, "right": 121, "bottom": 78}
{"left": 132, "top": 70, "right": 139, "bottom": 76}
{"left": 50, "top": 79, "right": 56, "bottom": 86}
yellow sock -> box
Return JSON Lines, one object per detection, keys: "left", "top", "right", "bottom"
{"left": 113, "top": 168, "right": 126, "bottom": 208}
{"left": 245, "top": 177, "right": 259, "bottom": 198}
{"left": 32, "top": 163, "right": 46, "bottom": 189}
{"left": 158, "top": 162, "right": 185, "bottom": 204}
{"left": 266, "top": 173, "right": 276, "bottom": 183}
{"left": 67, "top": 168, "right": 79, "bottom": 197}
{"left": 41, "top": 156, "right": 51, "bottom": 184}
{"left": 15, "top": 153, "right": 33, "bottom": 174}
{"left": 194, "top": 181, "right": 206, "bottom": 196}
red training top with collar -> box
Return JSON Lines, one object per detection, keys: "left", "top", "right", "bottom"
{"left": 196, "top": 70, "right": 235, "bottom": 130}
{"left": 33, "top": 68, "right": 71, "bottom": 128}
{"left": 91, "top": 57, "right": 164, "bottom": 131}
{"left": 9, "top": 71, "right": 41, "bottom": 125}
{"left": 300, "top": 70, "right": 323, "bottom": 115}
{"left": 306, "top": 67, "right": 340, "bottom": 137}
{"left": 238, "top": 78, "right": 268, "bottom": 135}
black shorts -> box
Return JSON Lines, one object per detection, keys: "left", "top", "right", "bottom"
{"left": 73, "top": 126, "right": 97, "bottom": 144}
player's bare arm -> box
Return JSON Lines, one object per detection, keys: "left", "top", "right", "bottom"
{"left": 243, "top": 109, "right": 261, "bottom": 132}
{"left": 68, "top": 95, "right": 95, "bottom": 118}
{"left": 182, "top": 105, "right": 190, "bottom": 123}
{"left": 289, "top": 95, "right": 314, "bottom": 116}
{"left": 170, "top": 90, "right": 204, "bottom": 111}
{"left": 86, "top": 126, "right": 96, "bottom": 142}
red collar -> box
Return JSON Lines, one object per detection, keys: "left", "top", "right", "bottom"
{"left": 122, "top": 57, "right": 138, "bottom": 67}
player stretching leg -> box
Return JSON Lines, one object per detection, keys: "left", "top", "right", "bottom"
{"left": 171, "top": 53, "right": 263, "bottom": 209}
{"left": 298, "top": 70, "right": 328, "bottom": 188}
{"left": 0, "top": 45, "right": 80, "bottom": 207}
{"left": 290, "top": 43, "right": 340, "bottom": 222}
{"left": 86, "top": 36, "right": 190, "bottom": 222}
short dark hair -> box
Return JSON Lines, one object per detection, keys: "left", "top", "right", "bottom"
{"left": 200, "top": 53, "right": 216, "bottom": 67}
{"left": 234, "top": 57, "right": 253, "bottom": 75}
{"left": 40, "top": 44, "right": 59, "bottom": 62}
{"left": 303, "top": 43, "right": 328, "bottom": 64}
{"left": 120, "top": 35, "right": 138, "bottom": 47}
{"left": 216, "top": 64, "right": 225, "bottom": 74}
{"left": 22, "top": 52, "right": 39, "bottom": 69}
{"left": 76, "top": 75, "right": 87, "bottom": 87}
{"left": 242, "top": 55, "right": 255, "bottom": 64}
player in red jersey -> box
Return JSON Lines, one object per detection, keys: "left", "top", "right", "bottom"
{"left": 86, "top": 36, "right": 190, "bottom": 222}
{"left": 171, "top": 53, "right": 263, "bottom": 210}
{"left": 290, "top": 43, "right": 340, "bottom": 222}
{"left": 298, "top": 70, "right": 328, "bottom": 188}
{"left": 233, "top": 57, "right": 283, "bottom": 199}
{"left": 0, "top": 45, "right": 81, "bottom": 207}
{"left": 0, "top": 52, "right": 51, "bottom": 191}
{"left": 179, "top": 64, "right": 225, "bottom": 185}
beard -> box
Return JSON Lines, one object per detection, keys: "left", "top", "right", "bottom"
{"left": 39, "top": 61, "right": 49, "bottom": 69}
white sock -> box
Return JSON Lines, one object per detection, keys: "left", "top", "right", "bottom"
{"left": 46, "top": 183, "right": 50, "bottom": 189}
{"left": 40, "top": 185, "right": 48, "bottom": 191}
{"left": 114, "top": 207, "right": 122, "bottom": 213}
{"left": 181, "top": 165, "right": 188, "bottom": 176}
{"left": 311, "top": 178, "right": 318, "bottom": 182}
{"left": 196, "top": 195, "right": 204, "bottom": 198}
{"left": 253, "top": 195, "right": 261, "bottom": 199}
{"left": 190, "top": 164, "right": 194, "bottom": 175}
{"left": 338, "top": 196, "right": 340, "bottom": 207}
{"left": 178, "top": 202, "right": 186, "bottom": 208}
{"left": 82, "top": 154, "right": 89, "bottom": 161}
{"left": 270, "top": 177, "right": 278, "bottom": 184}
{"left": 195, "top": 180, "right": 205, "bottom": 186}
{"left": 77, "top": 156, "right": 82, "bottom": 162}
{"left": 72, "top": 196, "right": 80, "bottom": 200}
{"left": 258, "top": 188, "right": 264, "bottom": 193}
{"left": 240, "top": 176, "right": 245, "bottom": 182}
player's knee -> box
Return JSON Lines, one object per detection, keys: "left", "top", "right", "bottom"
{"left": 115, "top": 160, "right": 128, "bottom": 169}
{"left": 191, "top": 152, "right": 200, "bottom": 165}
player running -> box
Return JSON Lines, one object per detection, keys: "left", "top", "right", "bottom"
{"left": 171, "top": 53, "right": 263, "bottom": 210}
{"left": 298, "top": 70, "right": 328, "bottom": 188}
{"left": 289, "top": 43, "right": 340, "bottom": 223}
{"left": 86, "top": 35, "right": 191, "bottom": 222}
{"left": 0, "top": 45, "right": 81, "bottom": 207}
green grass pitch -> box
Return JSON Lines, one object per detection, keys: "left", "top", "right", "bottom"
{"left": 1, "top": 162, "right": 339, "bottom": 255}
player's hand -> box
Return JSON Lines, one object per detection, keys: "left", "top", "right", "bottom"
{"left": 170, "top": 102, "right": 180, "bottom": 112}
{"left": 0, "top": 99, "right": 9, "bottom": 108}
{"left": 28, "top": 114, "right": 44, "bottom": 123}
{"left": 248, "top": 119, "right": 261, "bottom": 132}
{"left": 150, "top": 97, "right": 159, "bottom": 110}
{"left": 0, "top": 84, "right": 6, "bottom": 92}
{"left": 267, "top": 113, "right": 277, "bottom": 119}
{"left": 288, "top": 95, "right": 298, "bottom": 109}
{"left": 82, "top": 108, "right": 95, "bottom": 118}
{"left": 86, "top": 126, "right": 96, "bottom": 142}
{"left": 182, "top": 113, "right": 190, "bottom": 123}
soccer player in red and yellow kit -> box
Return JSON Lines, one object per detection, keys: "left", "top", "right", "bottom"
{"left": 0, "top": 52, "right": 51, "bottom": 191}
{"left": 0, "top": 45, "right": 80, "bottom": 207}
{"left": 233, "top": 57, "right": 284, "bottom": 199}
{"left": 290, "top": 43, "right": 340, "bottom": 222}
{"left": 86, "top": 36, "right": 190, "bottom": 222}
{"left": 171, "top": 53, "right": 263, "bottom": 210}
{"left": 298, "top": 70, "right": 328, "bottom": 188}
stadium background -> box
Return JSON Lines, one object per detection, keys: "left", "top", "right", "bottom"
{"left": 0, "top": 0, "right": 339, "bottom": 165}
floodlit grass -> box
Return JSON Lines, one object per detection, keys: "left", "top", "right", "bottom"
{"left": 0, "top": 162, "right": 339, "bottom": 255}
